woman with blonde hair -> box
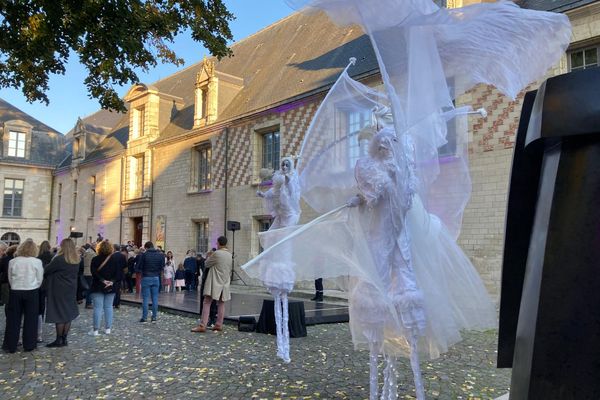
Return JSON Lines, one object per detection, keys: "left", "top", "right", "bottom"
{"left": 2, "top": 239, "right": 43, "bottom": 353}
{"left": 43, "top": 238, "right": 80, "bottom": 347}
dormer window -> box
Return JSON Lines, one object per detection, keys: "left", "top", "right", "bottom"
{"left": 8, "top": 131, "right": 26, "bottom": 158}
{"left": 201, "top": 88, "right": 209, "bottom": 119}
{"left": 132, "top": 106, "right": 145, "bottom": 139}
{"left": 194, "top": 59, "right": 219, "bottom": 128}
{"left": 73, "top": 137, "right": 82, "bottom": 158}
{"left": 71, "top": 117, "right": 86, "bottom": 161}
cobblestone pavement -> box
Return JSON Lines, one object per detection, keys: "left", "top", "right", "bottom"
{"left": 0, "top": 304, "right": 509, "bottom": 399}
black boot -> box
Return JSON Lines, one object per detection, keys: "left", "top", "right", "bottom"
{"left": 61, "top": 335, "right": 68, "bottom": 346}
{"left": 46, "top": 336, "right": 64, "bottom": 348}
{"left": 310, "top": 292, "right": 323, "bottom": 302}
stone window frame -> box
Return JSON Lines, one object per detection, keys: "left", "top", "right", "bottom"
{"left": 568, "top": 45, "right": 600, "bottom": 72}
{"left": 131, "top": 105, "right": 146, "bottom": 140}
{"left": 89, "top": 176, "right": 96, "bottom": 218}
{"left": 251, "top": 119, "right": 284, "bottom": 185}
{"left": 56, "top": 183, "right": 62, "bottom": 222}
{"left": 127, "top": 154, "right": 145, "bottom": 200}
{"left": 194, "top": 219, "right": 210, "bottom": 255}
{"left": 0, "top": 232, "right": 20, "bottom": 246}
{"left": 188, "top": 140, "right": 213, "bottom": 194}
{"left": 2, "top": 120, "right": 33, "bottom": 159}
{"left": 71, "top": 179, "right": 78, "bottom": 220}
{"left": 340, "top": 108, "right": 372, "bottom": 168}
{"left": 2, "top": 178, "right": 25, "bottom": 217}
{"left": 250, "top": 214, "right": 273, "bottom": 257}
{"left": 8, "top": 131, "right": 26, "bottom": 158}
{"left": 71, "top": 118, "right": 86, "bottom": 160}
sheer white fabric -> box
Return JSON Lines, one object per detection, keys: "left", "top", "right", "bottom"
{"left": 245, "top": 0, "right": 570, "bottom": 397}
{"left": 295, "top": 0, "right": 570, "bottom": 239}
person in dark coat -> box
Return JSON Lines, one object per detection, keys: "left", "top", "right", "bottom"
{"left": 0, "top": 244, "right": 17, "bottom": 307}
{"left": 43, "top": 238, "right": 80, "bottom": 347}
{"left": 137, "top": 241, "right": 165, "bottom": 322}
{"left": 111, "top": 244, "right": 127, "bottom": 309}
{"left": 37, "top": 240, "right": 53, "bottom": 342}
{"left": 89, "top": 240, "right": 120, "bottom": 335}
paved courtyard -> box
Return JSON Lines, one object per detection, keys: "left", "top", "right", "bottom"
{"left": 0, "top": 304, "right": 509, "bottom": 399}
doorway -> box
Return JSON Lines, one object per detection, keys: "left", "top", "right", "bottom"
{"left": 132, "top": 217, "right": 143, "bottom": 247}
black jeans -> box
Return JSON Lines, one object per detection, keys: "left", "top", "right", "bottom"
{"left": 3, "top": 289, "right": 39, "bottom": 352}
{"left": 185, "top": 270, "right": 196, "bottom": 290}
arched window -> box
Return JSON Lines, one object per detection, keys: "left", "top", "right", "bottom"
{"left": 1, "top": 232, "right": 20, "bottom": 247}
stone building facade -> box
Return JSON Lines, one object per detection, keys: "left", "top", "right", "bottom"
{"left": 0, "top": 99, "right": 66, "bottom": 245}
{"left": 45, "top": 0, "right": 600, "bottom": 298}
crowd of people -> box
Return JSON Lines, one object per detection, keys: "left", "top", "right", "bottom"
{"left": 0, "top": 235, "right": 232, "bottom": 353}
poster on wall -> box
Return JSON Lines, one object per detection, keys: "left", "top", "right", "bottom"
{"left": 155, "top": 215, "right": 166, "bottom": 250}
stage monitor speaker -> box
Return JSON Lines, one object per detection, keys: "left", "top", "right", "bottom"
{"left": 227, "top": 221, "right": 241, "bottom": 231}
{"left": 69, "top": 231, "right": 84, "bottom": 238}
{"left": 238, "top": 316, "right": 256, "bottom": 332}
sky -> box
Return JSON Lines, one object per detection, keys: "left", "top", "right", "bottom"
{"left": 1, "top": 1, "right": 295, "bottom": 134}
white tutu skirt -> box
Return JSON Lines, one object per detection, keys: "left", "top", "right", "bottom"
{"left": 242, "top": 197, "right": 496, "bottom": 360}
{"left": 348, "top": 197, "right": 496, "bottom": 359}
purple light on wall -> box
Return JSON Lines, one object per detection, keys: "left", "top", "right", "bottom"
{"left": 210, "top": 233, "right": 221, "bottom": 252}
{"left": 272, "top": 100, "right": 306, "bottom": 114}
{"left": 56, "top": 220, "right": 64, "bottom": 245}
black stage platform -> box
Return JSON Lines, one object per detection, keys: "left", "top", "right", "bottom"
{"left": 120, "top": 291, "right": 348, "bottom": 326}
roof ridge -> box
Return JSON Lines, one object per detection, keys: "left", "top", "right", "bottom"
{"left": 78, "top": 108, "right": 122, "bottom": 124}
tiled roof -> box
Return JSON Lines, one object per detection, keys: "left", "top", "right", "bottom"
{"left": 82, "top": 114, "right": 130, "bottom": 164}
{"left": 157, "top": 11, "right": 377, "bottom": 141}
{"left": 517, "top": 0, "right": 597, "bottom": 12}
{"left": 83, "top": 9, "right": 377, "bottom": 157}
{"left": 64, "top": 108, "right": 124, "bottom": 138}
{"left": 0, "top": 98, "right": 67, "bottom": 167}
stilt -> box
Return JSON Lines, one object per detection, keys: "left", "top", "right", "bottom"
{"left": 408, "top": 333, "right": 425, "bottom": 400}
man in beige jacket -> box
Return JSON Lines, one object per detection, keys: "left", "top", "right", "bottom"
{"left": 192, "top": 236, "right": 232, "bottom": 332}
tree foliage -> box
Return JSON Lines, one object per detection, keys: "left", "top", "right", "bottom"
{"left": 0, "top": 0, "right": 234, "bottom": 112}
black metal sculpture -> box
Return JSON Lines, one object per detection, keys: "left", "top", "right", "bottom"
{"left": 498, "top": 68, "right": 600, "bottom": 399}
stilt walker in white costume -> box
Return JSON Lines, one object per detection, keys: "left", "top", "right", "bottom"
{"left": 256, "top": 156, "right": 301, "bottom": 363}
{"left": 244, "top": 0, "right": 571, "bottom": 398}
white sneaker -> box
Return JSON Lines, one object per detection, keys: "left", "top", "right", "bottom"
{"left": 88, "top": 330, "right": 99, "bottom": 336}
{"left": 104, "top": 328, "right": 111, "bottom": 335}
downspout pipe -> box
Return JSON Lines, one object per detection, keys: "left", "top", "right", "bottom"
{"left": 48, "top": 172, "right": 55, "bottom": 242}
{"left": 223, "top": 127, "right": 229, "bottom": 235}
{"left": 119, "top": 156, "right": 124, "bottom": 244}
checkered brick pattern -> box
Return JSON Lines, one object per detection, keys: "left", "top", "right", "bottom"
{"left": 282, "top": 101, "right": 318, "bottom": 157}
{"left": 211, "top": 100, "right": 321, "bottom": 189}
{"left": 211, "top": 117, "right": 269, "bottom": 189}
{"left": 467, "top": 84, "right": 528, "bottom": 154}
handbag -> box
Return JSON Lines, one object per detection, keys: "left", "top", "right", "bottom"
{"left": 97, "top": 254, "right": 114, "bottom": 294}
{"left": 78, "top": 274, "right": 90, "bottom": 292}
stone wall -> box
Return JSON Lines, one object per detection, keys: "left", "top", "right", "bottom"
{"left": 51, "top": 156, "right": 123, "bottom": 246}
{"left": 152, "top": 98, "right": 320, "bottom": 283}
{"left": 0, "top": 164, "right": 53, "bottom": 244}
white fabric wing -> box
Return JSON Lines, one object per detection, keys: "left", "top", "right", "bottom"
{"left": 298, "top": 69, "right": 388, "bottom": 214}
